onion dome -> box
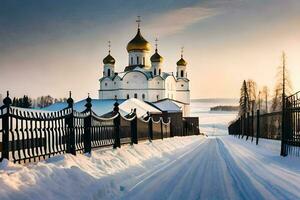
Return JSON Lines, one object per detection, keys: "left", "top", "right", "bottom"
{"left": 127, "top": 28, "right": 151, "bottom": 52}
{"left": 103, "top": 54, "right": 115, "bottom": 65}
{"left": 177, "top": 57, "right": 187, "bottom": 66}
{"left": 151, "top": 49, "right": 163, "bottom": 63}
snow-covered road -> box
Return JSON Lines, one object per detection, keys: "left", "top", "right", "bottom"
{"left": 1, "top": 136, "right": 300, "bottom": 200}
{"left": 119, "top": 137, "right": 300, "bottom": 200}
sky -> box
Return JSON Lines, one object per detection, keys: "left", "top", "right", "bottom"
{"left": 0, "top": 0, "right": 300, "bottom": 100}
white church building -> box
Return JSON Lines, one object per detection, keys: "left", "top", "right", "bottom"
{"left": 99, "top": 19, "right": 190, "bottom": 116}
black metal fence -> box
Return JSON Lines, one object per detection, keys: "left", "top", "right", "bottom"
{"left": 228, "top": 110, "right": 282, "bottom": 145}
{"left": 282, "top": 91, "right": 300, "bottom": 156}
{"left": 0, "top": 92, "right": 199, "bottom": 163}
{"left": 228, "top": 91, "right": 300, "bottom": 156}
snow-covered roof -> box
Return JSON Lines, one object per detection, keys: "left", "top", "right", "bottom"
{"left": 119, "top": 98, "right": 161, "bottom": 118}
{"left": 42, "top": 99, "right": 126, "bottom": 116}
{"left": 152, "top": 99, "right": 182, "bottom": 113}
{"left": 42, "top": 98, "right": 162, "bottom": 118}
{"left": 42, "top": 102, "right": 68, "bottom": 111}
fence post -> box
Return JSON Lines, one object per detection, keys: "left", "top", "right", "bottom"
{"left": 242, "top": 114, "right": 245, "bottom": 138}
{"left": 246, "top": 112, "right": 249, "bottom": 140}
{"left": 83, "top": 95, "right": 92, "bottom": 154}
{"left": 160, "top": 118, "right": 163, "bottom": 140}
{"left": 239, "top": 116, "right": 242, "bottom": 138}
{"left": 280, "top": 98, "right": 287, "bottom": 156}
{"left": 113, "top": 102, "right": 121, "bottom": 148}
{"left": 66, "top": 91, "right": 76, "bottom": 155}
{"left": 256, "top": 109, "right": 260, "bottom": 145}
{"left": 147, "top": 112, "right": 153, "bottom": 141}
{"left": 1, "top": 91, "right": 12, "bottom": 161}
{"left": 251, "top": 109, "right": 254, "bottom": 142}
{"left": 131, "top": 109, "right": 138, "bottom": 145}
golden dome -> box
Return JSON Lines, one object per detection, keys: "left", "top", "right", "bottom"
{"left": 151, "top": 49, "right": 163, "bottom": 63}
{"left": 127, "top": 28, "right": 151, "bottom": 52}
{"left": 177, "top": 57, "right": 187, "bottom": 66}
{"left": 103, "top": 54, "right": 115, "bottom": 64}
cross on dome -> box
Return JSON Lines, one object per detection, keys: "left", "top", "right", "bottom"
{"left": 181, "top": 46, "right": 184, "bottom": 58}
{"left": 108, "top": 41, "right": 111, "bottom": 54}
{"left": 155, "top": 38, "right": 158, "bottom": 52}
{"left": 136, "top": 16, "right": 141, "bottom": 29}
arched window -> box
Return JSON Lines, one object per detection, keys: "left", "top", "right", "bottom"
{"left": 181, "top": 70, "right": 184, "bottom": 77}
{"left": 134, "top": 93, "right": 138, "bottom": 98}
{"left": 143, "top": 57, "right": 145, "bottom": 65}
{"left": 107, "top": 68, "right": 111, "bottom": 77}
{"left": 137, "top": 57, "right": 139, "bottom": 65}
{"left": 156, "top": 95, "right": 159, "bottom": 101}
{"left": 114, "top": 95, "right": 117, "bottom": 100}
{"left": 131, "top": 57, "right": 133, "bottom": 65}
{"left": 127, "top": 94, "right": 129, "bottom": 99}
{"left": 154, "top": 68, "right": 157, "bottom": 76}
{"left": 142, "top": 94, "right": 145, "bottom": 100}
{"left": 159, "top": 69, "right": 161, "bottom": 75}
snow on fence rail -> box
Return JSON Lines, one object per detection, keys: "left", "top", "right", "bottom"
{"left": 0, "top": 92, "right": 198, "bottom": 164}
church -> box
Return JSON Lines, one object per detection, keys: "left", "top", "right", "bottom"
{"left": 99, "top": 18, "right": 190, "bottom": 116}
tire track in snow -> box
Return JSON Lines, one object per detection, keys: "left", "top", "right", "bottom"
{"left": 219, "top": 137, "right": 300, "bottom": 199}
{"left": 120, "top": 137, "right": 266, "bottom": 200}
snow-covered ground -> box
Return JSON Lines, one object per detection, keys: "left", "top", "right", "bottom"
{"left": 1, "top": 99, "right": 300, "bottom": 200}
{"left": 191, "top": 99, "right": 238, "bottom": 136}
{"left": 1, "top": 135, "right": 300, "bottom": 200}
{"left": 0, "top": 136, "right": 203, "bottom": 200}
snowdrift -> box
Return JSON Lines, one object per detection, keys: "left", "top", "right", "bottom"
{"left": 0, "top": 136, "right": 202, "bottom": 200}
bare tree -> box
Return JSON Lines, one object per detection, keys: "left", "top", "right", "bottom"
{"left": 247, "top": 79, "right": 257, "bottom": 111}
{"left": 271, "top": 52, "right": 292, "bottom": 112}
{"left": 261, "top": 86, "right": 269, "bottom": 113}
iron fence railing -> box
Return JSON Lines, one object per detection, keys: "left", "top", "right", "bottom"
{"left": 0, "top": 91, "right": 199, "bottom": 163}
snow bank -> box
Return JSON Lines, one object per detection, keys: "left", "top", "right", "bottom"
{"left": 0, "top": 136, "right": 203, "bottom": 200}
{"left": 224, "top": 136, "right": 281, "bottom": 155}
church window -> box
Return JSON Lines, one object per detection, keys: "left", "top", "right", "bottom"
{"left": 157, "top": 82, "right": 159, "bottom": 84}
{"left": 154, "top": 68, "right": 156, "bottom": 76}
{"left": 127, "top": 94, "right": 129, "bottom": 99}
{"left": 159, "top": 69, "right": 161, "bottom": 75}
{"left": 127, "top": 81, "right": 129, "bottom": 84}
{"left": 108, "top": 69, "right": 111, "bottom": 77}
{"left": 142, "top": 94, "right": 145, "bottom": 99}
{"left": 143, "top": 57, "right": 145, "bottom": 65}
{"left": 134, "top": 93, "right": 138, "bottom": 98}
{"left": 181, "top": 70, "right": 184, "bottom": 77}
{"left": 137, "top": 57, "right": 139, "bottom": 65}
{"left": 114, "top": 95, "right": 117, "bottom": 99}
{"left": 131, "top": 57, "right": 133, "bottom": 65}
{"left": 114, "top": 82, "right": 116, "bottom": 85}
{"left": 105, "top": 83, "right": 107, "bottom": 86}
{"left": 156, "top": 95, "right": 159, "bottom": 100}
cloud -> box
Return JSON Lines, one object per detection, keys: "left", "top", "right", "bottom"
{"left": 145, "top": 6, "right": 218, "bottom": 37}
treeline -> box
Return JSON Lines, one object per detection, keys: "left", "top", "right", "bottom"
{"left": 210, "top": 105, "right": 239, "bottom": 111}
{"left": 0, "top": 94, "right": 67, "bottom": 108}
{"left": 239, "top": 53, "right": 292, "bottom": 116}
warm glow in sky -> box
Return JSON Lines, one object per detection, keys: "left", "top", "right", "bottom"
{"left": 0, "top": 0, "right": 300, "bottom": 100}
